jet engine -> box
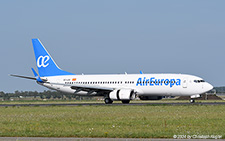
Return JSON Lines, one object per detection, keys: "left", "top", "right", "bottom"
{"left": 109, "top": 89, "right": 136, "bottom": 101}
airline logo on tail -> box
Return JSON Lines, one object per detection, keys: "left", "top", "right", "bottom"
{"left": 37, "top": 55, "right": 50, "bottom": 68}
{"left": 32, "top": 38, "right": 74, "bottom": 76}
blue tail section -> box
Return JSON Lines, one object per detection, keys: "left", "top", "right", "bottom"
{"left": 32, "top": 39, "right": 74, "bottom": 77}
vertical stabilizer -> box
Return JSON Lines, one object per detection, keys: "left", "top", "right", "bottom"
{"left": 32, "top": 39, "right": 74, "bottom": 77}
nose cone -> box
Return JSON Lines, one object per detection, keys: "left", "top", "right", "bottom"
{"left": 206, "top": 83, "right": 213, "bottom": 92}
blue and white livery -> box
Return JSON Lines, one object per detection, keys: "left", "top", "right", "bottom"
{"left": 11, "top": 39, "right": 213, "bottom": 104}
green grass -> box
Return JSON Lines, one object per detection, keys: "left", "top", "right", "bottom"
{"left": 0, "top": 105, "right": 224, "bottom": 138}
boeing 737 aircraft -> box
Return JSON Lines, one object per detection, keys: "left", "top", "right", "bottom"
{"left": 11, "top": 39, "right": 213, "bottom": 104}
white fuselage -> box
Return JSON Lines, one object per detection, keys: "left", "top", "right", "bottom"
{"left": 40, "top": 73, "right": 213, "bottom": 97}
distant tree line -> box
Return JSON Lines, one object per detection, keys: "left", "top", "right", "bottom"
{"left": 0, "top": 90, "right": 93, "bottom": 101}
{"left": 214, "top": 87, "right": 225, "bottom": 93}
{"left": 0, "top": 86, "right": 224, "bottom": 101}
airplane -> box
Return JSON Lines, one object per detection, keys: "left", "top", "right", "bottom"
{"left": 11, "top": 39, "right": 213, "bottom": 104}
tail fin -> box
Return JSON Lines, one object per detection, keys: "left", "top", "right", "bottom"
{"left": 32, "top": 39, "right": 74, "bottom": 77}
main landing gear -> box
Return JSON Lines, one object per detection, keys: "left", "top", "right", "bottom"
{"left": 104, "top": 98, "right": 113, "bottom": 104}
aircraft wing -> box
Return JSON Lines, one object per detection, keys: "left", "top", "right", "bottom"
{"left": 71, "top": 84, "right": 114, "bottom": 92}
{"left": 51, "top": 83, "right": 114, "bottom": 95}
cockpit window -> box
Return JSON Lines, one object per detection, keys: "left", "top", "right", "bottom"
{"left": 194, "top": 80, "right": 205, "bottom": 83}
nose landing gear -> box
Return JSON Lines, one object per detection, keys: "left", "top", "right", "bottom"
{"left": 190, "top": 99, "right": 195, "bottom": 103}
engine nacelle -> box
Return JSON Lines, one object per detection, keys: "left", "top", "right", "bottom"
{"left": 139, "top": 96, "right": 163, "bottom": 100}
{"left": 109, "top": 89, "right": 136, "bottom": 101}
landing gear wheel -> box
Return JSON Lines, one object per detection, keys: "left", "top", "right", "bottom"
{"left": 122, "top": 100, "right": 130, "bottom": 104}
{"left": 190, "top": 99, "right": 195, "bottom": 103}
{"left": 104, "top": 98, "right": 113, "bottom": 104}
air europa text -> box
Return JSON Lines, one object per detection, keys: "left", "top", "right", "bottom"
{"left": 136, "top": 77, "right": 181, "bottom": 87}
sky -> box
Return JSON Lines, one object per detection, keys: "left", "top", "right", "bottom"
{"left": 0, "top": 0, "right": 225, "bottom": 93}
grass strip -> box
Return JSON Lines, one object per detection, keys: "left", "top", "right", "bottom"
{"left": 0, "top": 105, "right": 224, "bottom": 138}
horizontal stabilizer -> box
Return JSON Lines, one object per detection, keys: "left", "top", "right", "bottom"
{"left": 10, "top": 74, "right": 36, "bottom": 80}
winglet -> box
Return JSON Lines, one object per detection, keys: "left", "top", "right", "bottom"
{"left": 31, "top": 68, "right": 44, "bottom": 83}
{"left": 140, "top": 71, "right": 143, "bottom": 74}
{"left": 32, "top": 68, "right": 38, "bottom": 78}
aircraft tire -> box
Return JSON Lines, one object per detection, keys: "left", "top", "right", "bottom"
{"left": 105, "top": 98, "right": 113, "bottom": 104}
{"left": 190, "top": 99, "right": 195, "bottom": 103}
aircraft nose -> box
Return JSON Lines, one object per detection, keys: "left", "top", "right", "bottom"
{"left": 206, "top": 83, "right": 213, "bottom": 91}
